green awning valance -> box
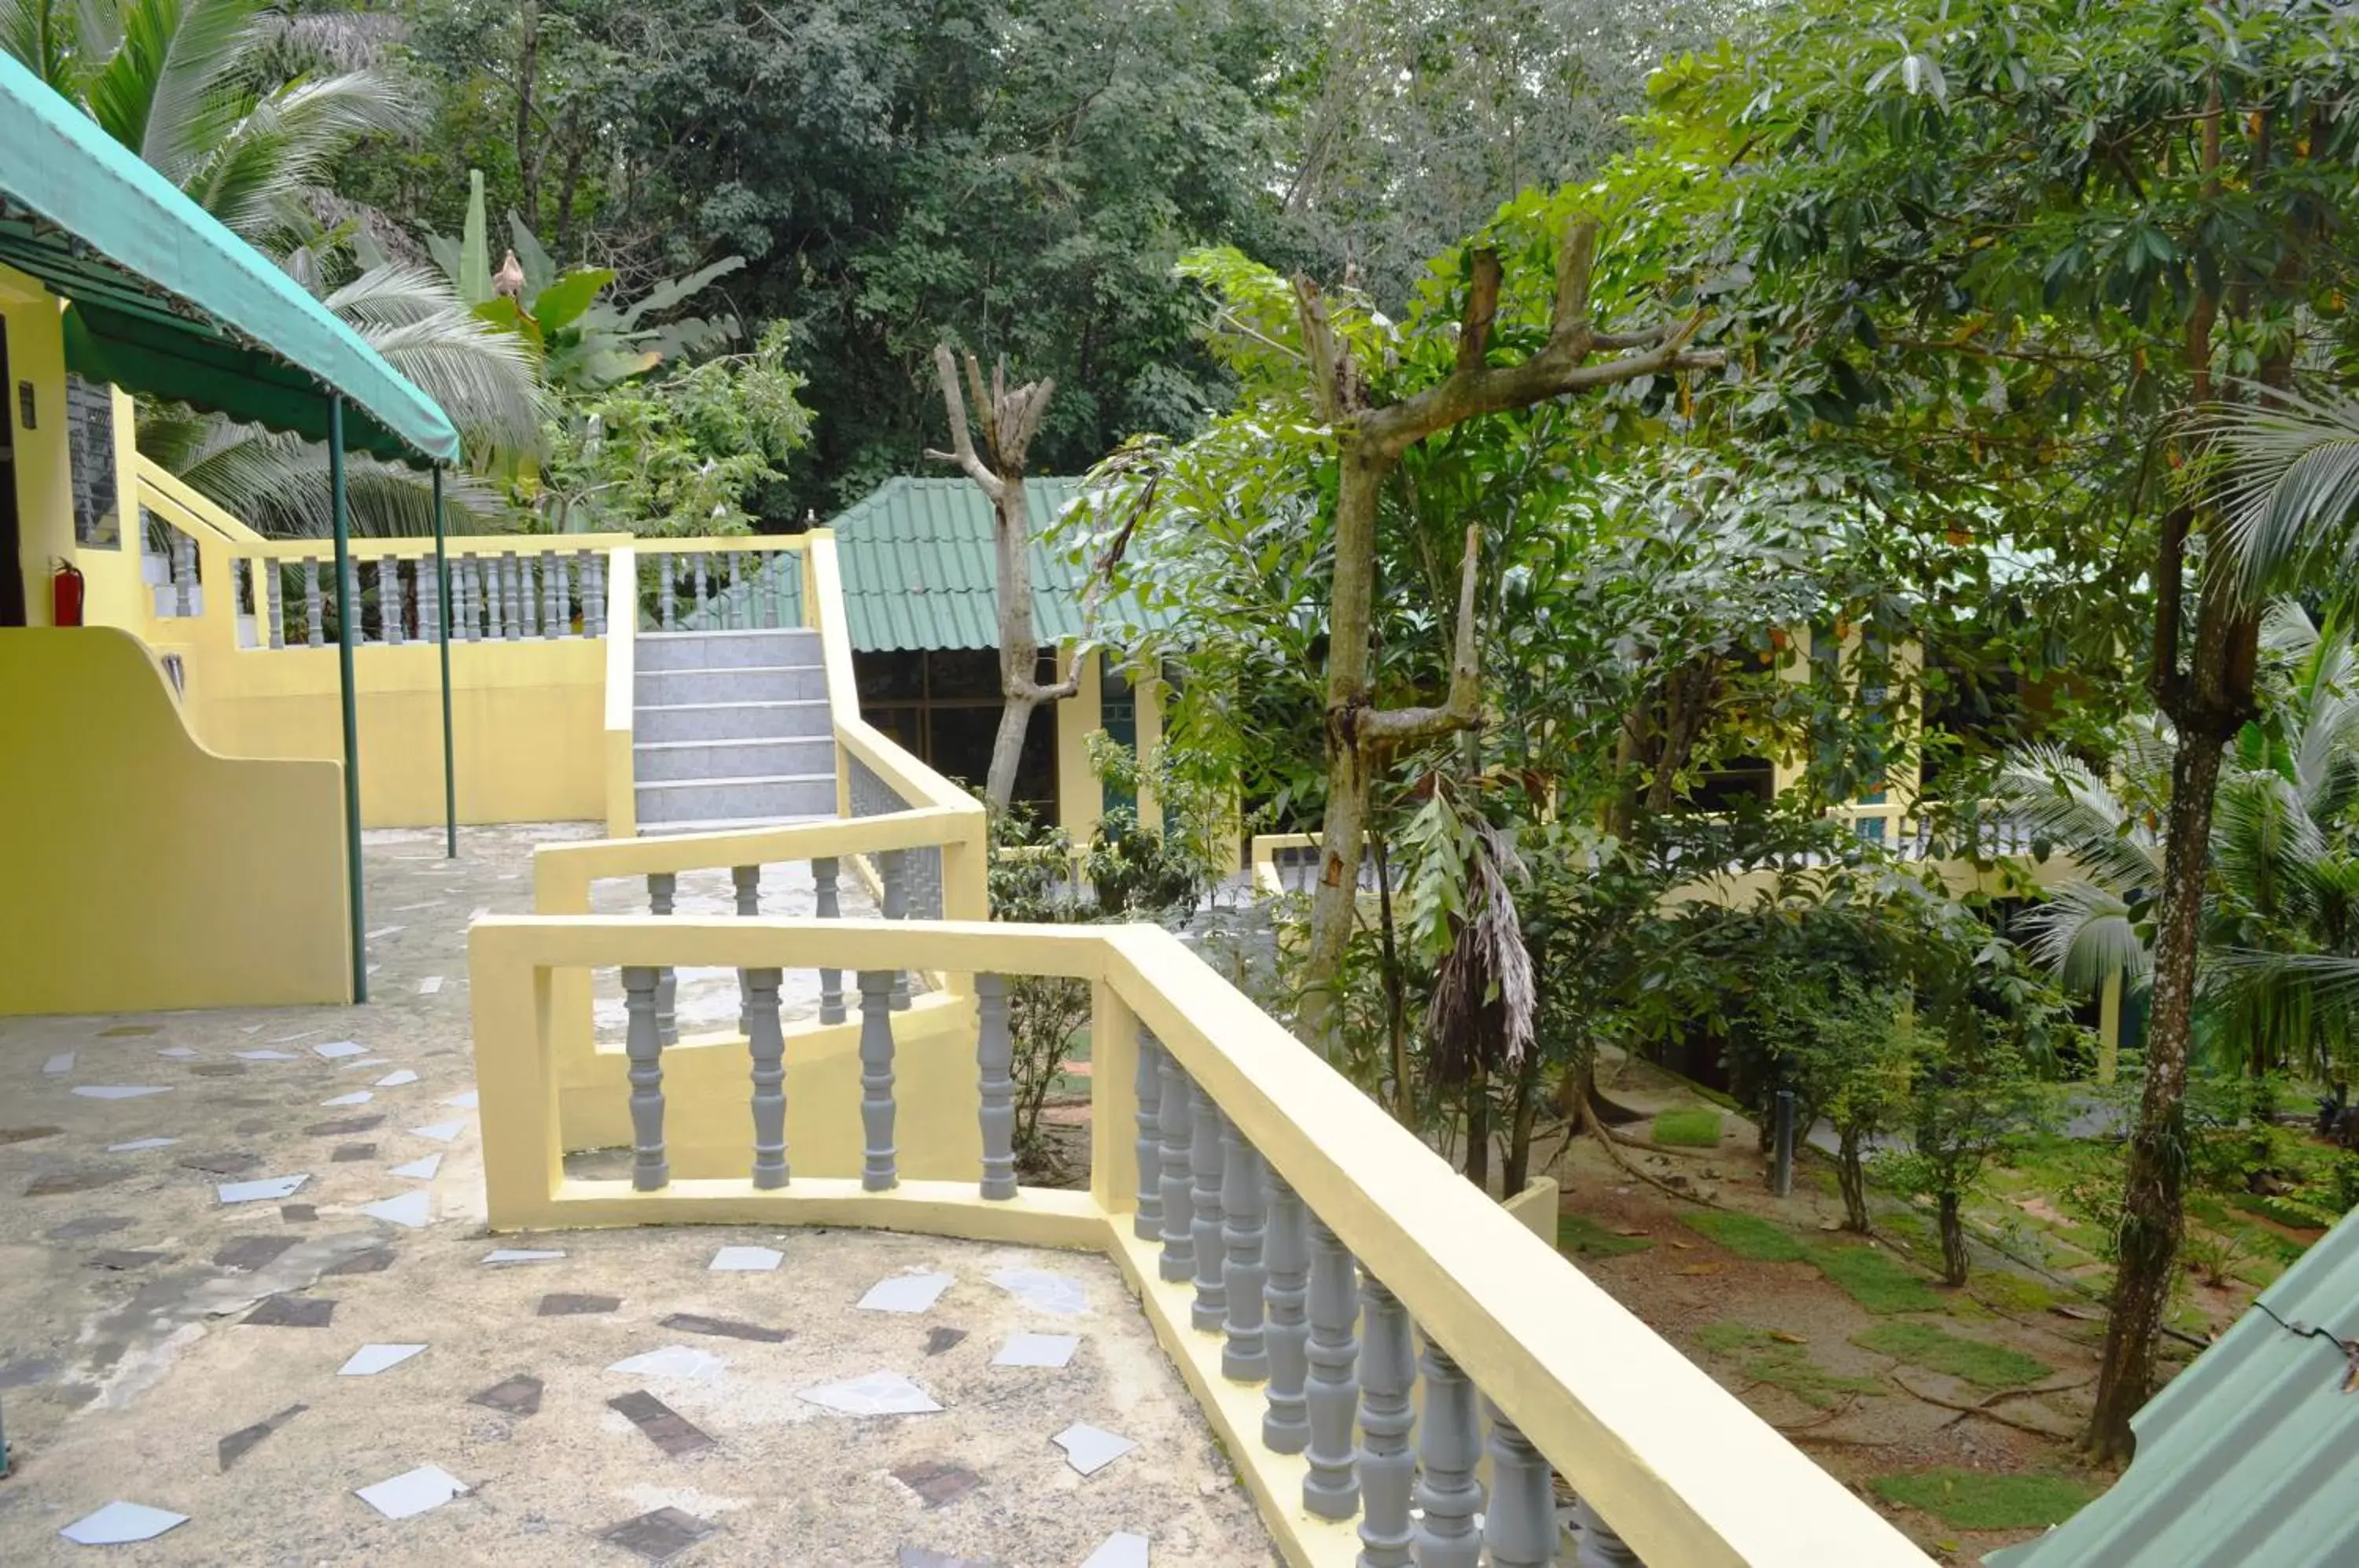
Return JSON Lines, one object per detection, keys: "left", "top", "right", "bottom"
{"left": 0, "top": 52, "right": 458, "bottom": 465}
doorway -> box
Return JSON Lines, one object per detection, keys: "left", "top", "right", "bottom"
{"left": 0, "top": 321, "right": 24, "bottom": 626}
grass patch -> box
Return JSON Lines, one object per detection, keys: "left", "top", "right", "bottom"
{"left": 1870, "top": 1468, "right": 2096, "bottom": 1530}
{"left": 1809, "top": 1243, "right": 1945, "bottom": 1314}
{"left": 1695, "top": 1323, "right": 1881, "bottom": 1409}
{"left": 1557, "top": 1213, "right": 1652, "bottom": 1258}
{"left": 2228, "top": 1191, "right": 2334, "bottom": 1231}
{"left": 1854, "top": 1323, "right": 2053, "bottom": 1389}
{"left": 1969, "top": 1271, "right": 2059, "bottom": 1316}
{"left": 1652, "top": 1109, "right": 1724, "bottom": 1147}
{"left": 1680, "top": 1209, "right": 1808, "bottom": 1262}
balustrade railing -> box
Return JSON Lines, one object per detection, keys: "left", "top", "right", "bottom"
{"left": 469, "top": 913, "right": 1930, "bottom": 1568}
{"left": 638, "top": 539, "right": 806, "bottom": 631}
{"left": 231, "top": 541, "right": 618, "bottom": 650}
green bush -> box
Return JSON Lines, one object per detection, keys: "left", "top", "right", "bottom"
{"left": 1652, "top": 1109, "right": 1724, "bottom": 1147}
{"left": 1853, "top": 1322, "right": 2052, "bottom": 1388}
{"left": 1871, "top": 1468, "right": 2095, "bottom": 1529}
{"left": 1680, "top": 1210, "right": 1808, "bottom": 1262}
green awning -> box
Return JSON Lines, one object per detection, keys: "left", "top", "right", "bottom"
{"left": 0, "top": 52, "right": 458, "bottom": 464}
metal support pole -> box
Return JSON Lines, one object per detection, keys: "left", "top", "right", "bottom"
{"left": 433, "top": 465, "right": 456, "bottom": 859}
{"left": 329, "top": 396, "right": 367, "bottom": 1004}
{"left": 1772, "top": 1088, "right": 1796, "bottom": 1198}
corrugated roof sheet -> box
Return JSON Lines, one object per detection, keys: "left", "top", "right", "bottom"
{"left": 828, "top": 476, "right": 1162, "bottom": 653}
{"left": 1989, "top": 1206, "right": 2359, "bottom": 1568}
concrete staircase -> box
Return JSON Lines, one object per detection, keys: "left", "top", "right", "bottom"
{"left": 633, "top": 629, "right": 837, "bottom": 833}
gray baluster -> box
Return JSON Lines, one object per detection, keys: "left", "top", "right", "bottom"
{"left": 657, "top": 553, "right": 675, "bottom": 629}
{"left": 733, "top": 864, "right": 760, "bottom": 1036}
{"left": 303, "top": 556, "right": 324, "bottom": 646}
{"left": 1303, "top": 1216, "right": 1362, "bottom": 1520}
{"left": 858, "top": 968, "right": 897, "bottom": 1191}
{"left": 648, "top": 873, "right": 679, "bottom": 1046}
{"left": 1356, "top": 1275, "right": 1415, "bottom": 1567}
{"left": 1132, "top": 1029, "right": 1164, "bottom": 1241}
{"left": 171, "top": 528, "right": 196, "bottom": 616}
{"left": 583, "top": 550, "right": 605, "bottom": 636}
{"left": 1222, "top": 1121, "right": 1268, "bottom": 1382}
{"left": 343, "top": 552, "right": 362, "bottom": 645}
{"left": 881, "top": 849, "right": 911, "bottom": 1010}
{"left": 1572, "top": 1502, "right": 1638, "bottom": 1568}
{"left": 384, "top": 556, "right": 407, "bottom": 643}
{"left": 1262, "top": 1171, "right": 1311, "bottom": 1453}
{"left": 813, "top": 856, "right": 845, "bottom": 1024}
{"left": 1413, "top": 1338, "right": 1484, "bottom": 1568}
{"left": 745, "top": 965, "right": 787, "bottom": 1189}
{"left": 1157, "top": 1054, "right": 1194, "bottom": 1283}
{"left": 976, "top": 972, "right": 1015, "bottom": 1198}
{"left": 455, "top": 558, "right": 475, "bottom": 639}
{"left": 266, "top": 561, "right": 285, "bottom": 648}
{"left": 621, "top": 965, "right": 669, "bottom": 1191}
{"left": 1485, "top": 1402, "right": 1556, "bottom": 1568}
{"left": 505, "top": 554, "right": 526, "bottom": 639}
{"left": 468, "top": 557, "right": 487, "bottom": 640}
{"left": 693, "top": 553, "right": 708, "bottom": 621}
{"left": 484, "top": 555, "right": 504, "bottom": 639}
{"left": 727, "top": 550, "right": 744, "bottom": 628}
{"left": 544, "top": 553, "right": 565, "bottom": 638}
{"left": 1189, "top": 1083, "right": 1226, "bottom": 1332}
{"left": 419, "top": 552, "right": 441, "bottom": 642}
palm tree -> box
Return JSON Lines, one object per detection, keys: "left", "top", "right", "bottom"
{"left": 2, "top": 0, "right": 547, "bottom": 535}
{"left": 2000, "top": 603, "right": 2359, "bottom": 1084}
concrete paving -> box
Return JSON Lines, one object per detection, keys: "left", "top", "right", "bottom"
{"left": 0, "top": 825, "right": 1272, "bottom": 1566}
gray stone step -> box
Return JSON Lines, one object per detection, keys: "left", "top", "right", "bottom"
{"left": 635, "top": 772, "right": 839, "bottom": 825}
{"left": 637, "top": 628, "right": 823, "bottom": 672}
{"left": 638, "top": 812, "right": 834, "bottom": 837}
{"left": 635, "top": 664, "right": 829, "bottom": 705}
{"left": 634, "top": 735, "right": 837, "bottom": 783}
{"left": 635, "top": 698, "right": 833, "bottom": 743}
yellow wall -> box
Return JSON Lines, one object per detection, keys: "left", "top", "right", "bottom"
{"left": 0, "top": 627, "right": 349, "bottom": 1014}
{"left": 1054, "top": 644, "right": 1104, "bottom": 844}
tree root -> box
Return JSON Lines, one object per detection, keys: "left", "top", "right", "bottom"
{"left": 1886, "top": 1372, "right": 2074, "bottom": 1437}
{"left": 1587, "top": 1121, "right": 1739, "bottom": 1211}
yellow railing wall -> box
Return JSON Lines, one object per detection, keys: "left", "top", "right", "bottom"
{"left": 0, "top": 627, "right": 348, "bottom": 1014}
{"left": 467, "top": 911, "right": 1933, "bottom": 1568}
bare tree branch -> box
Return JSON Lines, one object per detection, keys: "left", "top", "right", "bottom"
{"left": 1360, "top": 524, "right": 1484, "bottom": 743}
{"left": 929, "top": 343, "right": 1004, "bottom": 499}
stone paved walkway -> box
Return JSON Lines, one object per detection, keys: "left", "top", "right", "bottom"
{"left": 0, "top": 826, "right": 1271, "bottom": 1566}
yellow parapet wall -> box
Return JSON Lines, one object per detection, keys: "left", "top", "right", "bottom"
{"left": 0, "top": 628, "right": 349, "bottom": 1014}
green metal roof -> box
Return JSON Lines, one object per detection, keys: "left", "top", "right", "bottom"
{"left": 829, "top": 476, "right": 1165, "bottom": 653}
{"left": 1988, "top": 1206, "right": 2359, "bottom": 1567}
{"left": 0, "top": 52, "right": 458, "bottom": 465}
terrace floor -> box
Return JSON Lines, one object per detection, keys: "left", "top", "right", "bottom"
{"left": 0, "top": 826, "right": 1271, "bottom": 1566}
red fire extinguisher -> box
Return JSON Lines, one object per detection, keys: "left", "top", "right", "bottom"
{"left": 51, "top": 560, "right": 84, "bottom": 627}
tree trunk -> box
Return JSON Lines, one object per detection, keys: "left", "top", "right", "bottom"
{"left": 1503, "top": 1044, "right": 1543, "bottom": 1198}
{"left": 2085, "top": 727, "right": 2228, "bottom": 1457}
{"left": 1838, "top": 1125, "right": 1870, "bottom": 1233}
{"left": 1372, "top": 826, "right": 1412, "bottom": 1121}
{"left": 1936, "top": 1191, "right": 1969, "bottom": 1287}
{"left": 1464, "top": 1060, "right": 1491, "bottom": 1194}
{"left": 986, "top": 692, "right": 1039, "bottom": 814}
{"left": 513, "top": 0, "right": 541, "bottom": 230}
{"left": 1298, "top": 454, "right": 1385, "bottom": 1055}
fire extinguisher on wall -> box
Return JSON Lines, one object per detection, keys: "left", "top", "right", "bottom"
{"left": 51, "top": 559, "right": 84, "bottom": 627}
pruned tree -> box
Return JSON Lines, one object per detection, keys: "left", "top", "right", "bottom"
{"left": 1294, "top": 216, "right": 1722, "bottom": 1053}
{"left": 929, "top": 343, "right": 1085, "bottom": 815}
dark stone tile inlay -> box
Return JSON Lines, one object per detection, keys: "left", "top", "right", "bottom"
{"left": 898, "top": 1548, "right": 998, "bottom": 1568}
{"left": 609, "top": 1390, "right": 715, "bottom": 1456}
{"left": 46, "top": 1214, "right": 133, "bottom": 1240}
{"left": 218, "top": 1402, "right": 307, "bottom": 1471}
{"left": 242, "top": 1294, "right": 335, "bottom": 1328}
{"left": 100, "top": 1024, "right": 160, "bottom": 1037}
{"left": 892, "top": 1459, "right": 981, "bottom": 1508}
{"left": 658, "top": 1312, "right": 791, "bottom": 1345}
{"left": 214, "top": 1235, "right": 301, "bottom": 1271}
{"left": 470, "top": 1373, "right": 544, "bottom": 1415}
{"left": 323, "top": 1247, "right": 396, "bottom": 1276}
{"left": 538, "top": 1292, "right": 620, "bottom": 1316}
{"left": 178, "top": 1150, "right": 263, "bottom": 1176}
{"left": 235, "top": 1117, "right": 274, "bottom": 1136}
{"left": 190, "top": 1062, "right": 248, "bottom": 1078}
{"left": 598, "top": 1507, "right": 718, "bottom": 1563}
{"left": 330, "top": 1143, "right": 379, "bottom": 1162}
{"left": 0, "top": 1355, "right": 58, "bottom": 1389}
{"left": 24, "top": 1168, "right": 126, "bottom": 1198}
{"left": 88, "top": 1250, "right": 171, "bottom": 1271}
{"left": 0, "top": 1125, "right": 63, "bottom": 1146}
{"left": 305, "top": 1116, "right": 385, "bottom": 1137}
{"left": 925, "top": 1327, "right": 969, "bottom": 1356}
{"left": 280, "top": 1204, "right": 318, "bottom": 1223}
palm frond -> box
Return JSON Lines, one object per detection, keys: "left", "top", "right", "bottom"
{"left": 2208, "top": 391, "right": 2359, "bottom": 606}
{"left": 181, "top": 68, "right": 418, "bottom": 242}
{"left": 0, "top": 0, "right": 84, "bottom": 87}
{"left": 1995, "top": 744, "right": 2162, "bottom": 896}
{"left": 156, "top": 416, "right": 504, "bottom": 538}
{"left": 2212, "top": 767, "right": 2326, "bottom": 924}
{"left": 84, "top": 0, "right": 260, "bottom": 179}
{"left": 2015, "top": 879, "right": 2150, "bottom": 996}
{"left": 350, "top": 287, "right": 549, "bottom": 455}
